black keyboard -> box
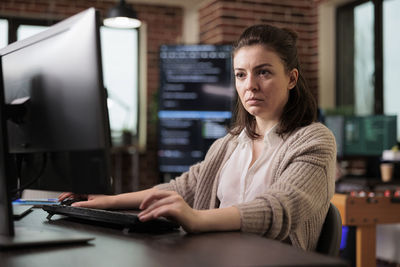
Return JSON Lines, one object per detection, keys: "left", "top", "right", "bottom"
{"left": 42, "top": 205, "right": 180, "bottom": 233}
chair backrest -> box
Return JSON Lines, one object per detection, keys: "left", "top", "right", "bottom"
{"left": 316, "top": 202, "right": 342, "bottom": 257}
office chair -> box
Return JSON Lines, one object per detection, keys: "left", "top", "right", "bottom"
{"left": 316, "top": 202, "right": 342, "bottom": 257}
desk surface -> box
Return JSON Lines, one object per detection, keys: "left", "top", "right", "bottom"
{"left": 1, "top": 208, "right": 347, "bottom": 267}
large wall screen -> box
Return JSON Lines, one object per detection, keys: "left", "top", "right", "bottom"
{"left": 158, "top": 45, "right": 234, "bottom": 176}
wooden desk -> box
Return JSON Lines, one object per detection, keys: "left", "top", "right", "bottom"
{"left": 332, "top": 193, "right": 400, "bottom": 267}
{"left": 0, "top": 209, "right": 347, "bottom": 267}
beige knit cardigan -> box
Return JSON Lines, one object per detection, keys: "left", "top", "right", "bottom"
{"left": 155, "top": 122, "right": 337, "bottom": 251}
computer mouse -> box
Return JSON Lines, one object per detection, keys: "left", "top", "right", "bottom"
{"left": 60, "top": 198, "right": 78, "bottom": 206}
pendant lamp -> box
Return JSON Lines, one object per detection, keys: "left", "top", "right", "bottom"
{"left": 104, "top": 0, "right": 141, "bottom": 29}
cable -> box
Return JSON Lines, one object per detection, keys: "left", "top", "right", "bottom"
{"left": 11, "top": 153, "right": 48, "bottom": 198}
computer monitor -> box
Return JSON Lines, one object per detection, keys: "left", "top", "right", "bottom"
{"left": 157, "top": 45, "right": 234, "bottom": 177}
{"left": 324, "top": 114, "right": 397, "bottom": 157}
{"left": 0, "top": 8, "right": 111, "bottom": 248}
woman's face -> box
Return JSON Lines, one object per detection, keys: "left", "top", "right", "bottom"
{"left": 233, "top": 45, "right": 298, "bottom": 123}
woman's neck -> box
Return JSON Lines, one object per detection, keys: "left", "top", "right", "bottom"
{"left": 255, "top": 118, "right": 279, "bottom": 138}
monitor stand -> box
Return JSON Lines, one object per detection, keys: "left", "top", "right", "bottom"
{"left": 0, "top": 226, "right": 94, "bottom": 249}
{"left": 0, "top": 131, "right": 94, "bottom": 249}
{"left": 12, "top": 204, "right": 33, "bottom": 219}
{"left": 0, "top": 83, "right": 94, "bottom": 249}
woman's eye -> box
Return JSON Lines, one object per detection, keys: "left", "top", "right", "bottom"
{"left": 259, "top": 69, "right": 270, "bottom": 76}
{"left": 235, "top": 72, "right": 245, "bottom": 79}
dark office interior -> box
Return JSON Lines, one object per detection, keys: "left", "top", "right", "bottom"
{"left": 1, "top": 0, "right": 400, "bottom": 266}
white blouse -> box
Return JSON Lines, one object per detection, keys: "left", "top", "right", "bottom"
{"left": 217, "top": 125, "right": 284, "bottom": 208}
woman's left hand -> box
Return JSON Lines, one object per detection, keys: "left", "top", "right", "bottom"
{"left": 138, "top": 190, "right": 201, "bottom": 233}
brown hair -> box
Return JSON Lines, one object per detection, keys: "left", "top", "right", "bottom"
{"left": 230, "top": 24, "right": 317, "bottom": 139}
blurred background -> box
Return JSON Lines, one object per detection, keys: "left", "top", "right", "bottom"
{"left": 1, "top": 1, "right": 400, "bottom": 265}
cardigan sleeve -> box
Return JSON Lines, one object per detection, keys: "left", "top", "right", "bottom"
{"left": 154, "top": 135, "right": 232, "bottom": 207}
{"left": 234, "top": 123, "right": 337, "bottom": 241}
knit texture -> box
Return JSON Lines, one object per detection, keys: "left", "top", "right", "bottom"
{"left": 155, "top": 122, "right": 336, "bottom": 251}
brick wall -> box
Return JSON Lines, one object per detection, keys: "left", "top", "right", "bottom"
{"left": 0, "top": 0, "right": 183, "bottom": 190}
{"left": 199, "top": 0, "right": 320, "bottom": 99}
{"left": 0, "top": 0, "right": 323, "bottom": 190}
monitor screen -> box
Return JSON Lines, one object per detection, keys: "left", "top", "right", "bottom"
{"left": 324, "top": 114, "right": 397, "bottom": 157}
{"left": 0, "top": 8, "right": 112, "bottom": 242}
{"left": 344, "top": 115, "right": 397, "bottom": 156}
{"left": 157, "top": 45, "right": 234, "bottom": 175}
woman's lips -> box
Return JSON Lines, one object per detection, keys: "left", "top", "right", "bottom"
{"left": 245, "top": 98, "right": 263, "bottom": 105}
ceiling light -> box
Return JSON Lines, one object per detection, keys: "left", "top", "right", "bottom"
{"left": 104, "top": 0, "right": 141, "bottom": 29}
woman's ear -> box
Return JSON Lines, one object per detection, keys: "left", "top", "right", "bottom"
{"left": 288, "top": 68, "right": 299, "bottom": 90}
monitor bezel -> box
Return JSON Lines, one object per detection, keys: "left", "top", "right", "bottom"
{"left": 0, "top": 7, "right": 110, "bottom": 247}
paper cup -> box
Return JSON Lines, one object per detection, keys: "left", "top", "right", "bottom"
{"left": 380, "top": 163, "right": 394, "bottom": 182}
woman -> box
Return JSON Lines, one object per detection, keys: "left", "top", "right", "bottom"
{"left": 60, "top": 24, "right": 336, "bottom": 251}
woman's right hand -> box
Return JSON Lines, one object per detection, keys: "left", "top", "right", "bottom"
{"left": 58, "top": 192, "right": 115, "bottom": 210}
{"left": 58, "top": 192, "right": 87, "bottom": 202}
{"left": 59, "top": 188, "right": 158, "bottom": 211}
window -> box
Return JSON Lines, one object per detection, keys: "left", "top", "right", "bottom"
{"left": 100, "top": 27, "right": 138, "bottom": 144}
{"left": 0, "top": 17, "right": 140, "bottom": 146}
{"left": 336, "top": 0, "right": 400, "bottom": 140}
{"left": 354, "top": 2, "right": 374, "bottom": 116}
{"left": 0, "top": 19, "right": 8, "bottom": 49}
{"left": 383, "top": 0, "right": 400, "bottom": 138}
{"left": 17, "top": 25, "right": 48, "bottom": 40}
